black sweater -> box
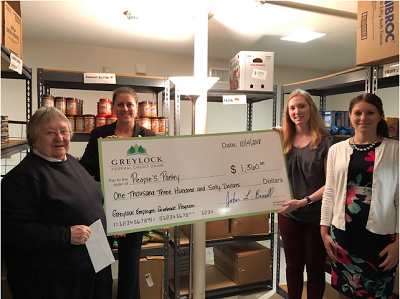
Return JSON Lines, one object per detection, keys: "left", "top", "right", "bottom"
{"left": 1, "top": 153, "right": 106, "bottom": 272}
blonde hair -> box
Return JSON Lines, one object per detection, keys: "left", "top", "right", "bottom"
{"left": 282, "top": 89, "right": 328, "bottom": 154}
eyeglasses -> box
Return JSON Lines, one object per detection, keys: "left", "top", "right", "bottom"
{"left": 40, "top": 130, "right": 71, "bottom": 138}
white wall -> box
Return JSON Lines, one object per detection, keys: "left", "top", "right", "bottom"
{"left": 2, "top": 39, "right": 398, "bottom": 161}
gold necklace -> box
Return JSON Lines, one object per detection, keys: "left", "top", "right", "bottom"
{"left": 351, "top": 136, "right": 380, "bottom": 151}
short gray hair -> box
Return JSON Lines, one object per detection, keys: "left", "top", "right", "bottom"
{"left": 27, "top": 106, "right": 73, "bottom": 148}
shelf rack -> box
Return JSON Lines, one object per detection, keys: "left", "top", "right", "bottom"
{"left": 1, "top": 45, "right": 32, "bottom": 159}
{"left": 169, "top": 85, "right": 277, "bottom": 299}
{"left": 276, "top": 65, "right": 399, "bottom": 299}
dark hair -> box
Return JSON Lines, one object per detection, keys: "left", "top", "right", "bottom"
{"left": 349, "top": 93, "right": 389, "bottom": 138}
{"left": 112, "top": 86, "right": 138, "bottom": 104}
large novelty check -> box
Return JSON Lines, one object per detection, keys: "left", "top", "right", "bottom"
{"left": 99, "top": 130, "right": 292, "bottom": 235}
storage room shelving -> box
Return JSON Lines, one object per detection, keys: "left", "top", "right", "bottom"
{"left": 276, "top": 65, "right": 399, "bottom": 299}
{"left": 37, "top": 68, "right": 171, "bottom": 141}
{"left": 168, "top": 85, "right": 277, "bottom": 299}
{"left": 36, "top": 68, "right": 171, "bottom": 299}
{"left": 1, "top": 45, "right": 32, "bottom": 160}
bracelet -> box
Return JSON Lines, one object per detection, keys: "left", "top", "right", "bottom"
{"left": 305, "top": 195, "right": 313, "bottom": 205}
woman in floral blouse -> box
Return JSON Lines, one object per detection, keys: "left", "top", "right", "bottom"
{"left": 321, "top": 93, "right": 398, "bottom": 299}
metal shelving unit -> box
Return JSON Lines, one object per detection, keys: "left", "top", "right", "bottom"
{"left": 169, "top": 85, "right": 277, "bottom": 299}
{"left": 37, "top": 68, "right": 171, "bottom": 141}
{"left": 1, "top": 45, "right": 32, "bottom": 160}
{"left": 276, "top": 65, "right": 399, "bottom": 299}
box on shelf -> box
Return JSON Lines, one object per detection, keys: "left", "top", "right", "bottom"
{"left": 323, "top": 110, "right": 350, "bottom": 128}
{"left": 356, "top": 1, "right": 399, "bottom": 66}
{"left": 213, "top": 242, "right": 271, "bottom": 285}
{"left": 1, "top": 1, "right": 23, "bottom": 59}
{"left": 140, "top": 256, "right": 164, "bottom": 299}
{"left": 180, "top": 219, "right": 231, "bottom": 241}
{"left": 230, "top": 214, "right": 269, "bottom": 237}
{"left": 168, "top": 246, "right": 189, "bottom": 279}
{"left": 229, "top": 51, "right": 274, "bottom": 91}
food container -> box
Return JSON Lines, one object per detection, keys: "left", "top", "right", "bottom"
{"left": 54, "top": 97, "right": 66, "bottom": 114}
{"left": 106, "top": 114, "right": 117, "bottom": 125}
{"left": 151, "top": 102, "right": 157, "bottom": 117}
{"left": 84, "top": 114, "right": 95, "bottom": 132}
{"left": 137, "top": 117, "right": 151, "bottom": 130}
{"left": 1, "top": 115, "right": 9, "bottom": 144}
{"left": 151, "top": 117, "right": 159, "bottom": 133}
{"left": 74, "top": 115, "right": 85, "bottom": 132}
{"left": 386, "top": 117, "right": 399, "bottom": 138}
{"left": 42, "top": 95, "right": 54, "bottom": 107}
{"left": 98, "top": 98, "right": 111, "bottom": 115}
{"left": 158, "top": 116, "right": 166, "bottom": 133}
{"left": 138, "top": 101, "right": 152, "bottom": 118}
{"left": 66, "top": 114, "right": 75, "bottom": 131}
{"left": 66, "top": 97, "right": 78, "bottom": 115}
{"left": 96, "top": 114, "right": 106, "bottom": 127}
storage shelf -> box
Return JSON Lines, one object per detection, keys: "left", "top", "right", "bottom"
{"left": 1, "top": 44, "right": 32, "bottom": 80}
{"left": 1, "top": 139, "right": 29, "bottom": 158}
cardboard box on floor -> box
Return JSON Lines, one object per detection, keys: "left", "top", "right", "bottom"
{"left": 213, "top": 242, "right": 271, "bottom": 285}
{"left": 1, "top": 1, "right": 23, "bottom": 59}
{"left": 180, "top": 219, "right": 231, "bottom": 240}
{"left": 356, "top": 1, "right": 399, "bottom": 66}
{"left": 139, "top": 256, "right": 164, "bottom": 299}
{"left": 230, "top": 214, "right": 270, "bottom": 237}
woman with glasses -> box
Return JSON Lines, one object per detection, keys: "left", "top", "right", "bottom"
{"left": 1, "top": 106, "right": 107, "bottom": 299}
{"left": 80, "top": 86, "right": 156, "bottom": 299}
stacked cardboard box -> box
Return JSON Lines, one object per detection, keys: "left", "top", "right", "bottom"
{"left": 1, "top": 1, "right": 23, "bottom": 59}
{"left": 230, "top": 214, "right": 270, "bottom": 237}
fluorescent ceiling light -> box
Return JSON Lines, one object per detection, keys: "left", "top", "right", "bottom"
{"left": 281, "top": 29, "right": 326, "bottom": 43}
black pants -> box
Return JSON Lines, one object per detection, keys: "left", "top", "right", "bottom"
{"left": 93, "top": 232, "right": 143, "bottom": 299}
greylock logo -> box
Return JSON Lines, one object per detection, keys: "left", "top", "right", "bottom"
{"left": 110, "top": 144, "right": 164, "bottom": 166}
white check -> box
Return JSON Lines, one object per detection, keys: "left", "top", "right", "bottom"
{"left": 98, "top": 130, "right": 292, "bottom": 235}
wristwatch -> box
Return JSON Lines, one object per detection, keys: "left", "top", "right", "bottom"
{"left": 305, "top": 196, "right": 313, "bottom": 205}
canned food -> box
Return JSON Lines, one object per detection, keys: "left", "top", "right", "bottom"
{"left": 151, "top": 117, "right": 159, "bottom": 133}
{"left": 138, "top": 101, "right": 152, "bottom": 118}
{"left": 151, "top": 102, "right": 157, "bottom": 117}
{"left": 66, "top": 114, "right": 75, "bottom": 131}
{"left": 74, "top": 115, "right": 85, "bottom": 132}
{"left": 54, "top": 97, "right": 66, "bottom": 114}
{"left": 84, "top": 114, "right": 95, "bottom": 132}
{"left": 158, "top": 117, "right": 166, "bottom": 133}
{"left": 106, "top": 114, "right": 117, "bottom": 125}
{"left": 43, "top": 95, "right": 54, "bottom": 107}
{"left": 66, "top": 98, "right": 78, "bottom": 115}
{"left": 137, "top": 117, "right": 151, "bottom": 130}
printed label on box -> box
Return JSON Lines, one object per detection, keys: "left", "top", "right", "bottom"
{"left": 251, "top": 68, "right": 267, "bottom": 81}
{"left": 145, "top": 273, "right": 154, "bottom": 287}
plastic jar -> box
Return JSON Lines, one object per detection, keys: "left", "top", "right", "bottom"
{"left": 137, "top": 117, "right": 151, "bottom": 130}
{"left": 151, "top": 117, "right": 159, "bottom": 133}
{"left": 386, "top": 117, "right": 399, "bottom": 138}
{"left": 74, "top": 115, "right": 85, "bottom": 132}
{"left": 66, "top": 114, "right": 75, "bottom": 131}
{"left": 42, "top": 95, "right": 54, "bottom": 107}
{"left": 151, "top": 102, "right": 157, "bottom": 117}
{"left": 158, "top": 116, "right": 166, "bottom": 133}
{"left": 84, "top": 114, "right": 95, "bottom": 132}
{"left": 98, "top": 98, "right": 111, "bottom": 115}
{"left": 96, "top": 114, "right": 106, "bottom": 127}
{"left": 54, "top": 97, "right": 66, "bottom": 114}
{"left": 66, "top": 98, "right": 78, "bottom": 115}
{"left": 106, "top": 114, "right": 117, "bottom": 125}
{"left": 138, "top": 101, "right": 152, "bottom": 117}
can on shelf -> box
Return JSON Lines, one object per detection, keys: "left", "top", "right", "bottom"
{"left": 151, "top": 117, "right": 159, "bottom": 133}
{"left": 66, "top": 114, "right": 75, "bottom": 131}
{"left": 386, "top": 117, "right": 399, "bottom": 138}
{"left": 54, "top": 97, "right": 66, "bottom": 114}
{"left": 74, "top": 115, "right": 85, "bottom": 132}
{"left": 106, "top": 114, "right": 117, "bottom": 125}
{"left": 98, "top": 98, "right": 111, "bottom": 115}
{"left": 78, "top": 99, "right": 84, "bottom": 115}
{"left": 42, "top": 95, "right": 54, "bottom": 107}
{"left": 66, "top": 97, "right": 78, "bottom": 115}
{"left": 1, "top": 115, "right": 9, "bottom": 144}
{"left": 96, "top": 114, "right": 106, "bottom": 127}
{"left": 138, "top": 101, "right": 152, "bottom": 118}
{"left": 158, "top": 116, "right": 166, "bottom": 133}
{"left": 137, "top": 117, "right": 151, "bottom": 130}
{"left": 84, "top": 114, "right": 95, "bottom": 132}
{"left": 151, "top": 102, "right": 157, "bottom": 117}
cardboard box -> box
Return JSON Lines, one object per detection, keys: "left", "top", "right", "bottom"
{"left": 1, "top": 1, "right": 23, "bottom": 59}
{"left": 229, "top": 51, "right": 274, "bottom": 91}
{"left": 213, "top": 242, "right": 271, "bottom": 285}
{"left": 140, "top": 256, "right": 164, "bottom": 299}
{"left": 181, "top": 219, "right": 231, "bottom": 241}
{"left": 356, "top": 1, "right": 399, "bottom": 66}
{"left": 168, "top": 246, "right": 189, "bottom": 279}
{"left": 230, "top": 214, "right": 270, "bottom": 237}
